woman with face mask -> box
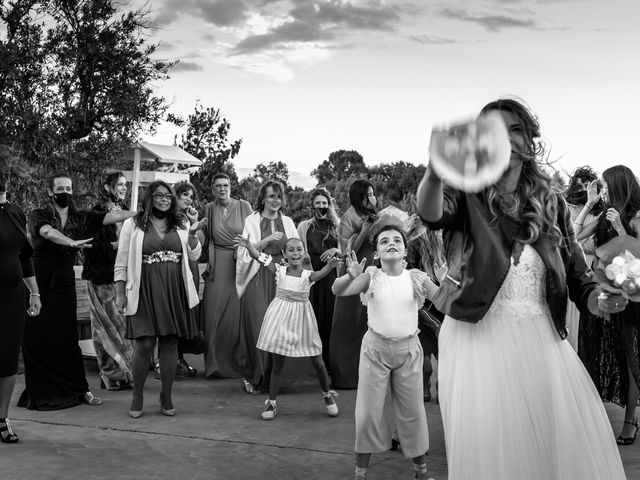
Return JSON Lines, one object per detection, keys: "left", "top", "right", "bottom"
{"left": 563, "top": 166, "right": 604, "bottom": 351}
{"left": 297, "top": 188, "right": 341, "bottom": 369}
{"left": 81, "top": 171, "right": 134, "bottom": 391}
{"left": 329, "top": 179, "right": 378, "bottom": 389}
{"left": 114, "top": 180, "right": 203, "bottom": 418}
{"left": 19, "top": 172, "right": 134, "bottom": 411}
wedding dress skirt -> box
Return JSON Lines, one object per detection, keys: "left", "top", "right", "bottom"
{"left": 438, "top": 245, "right": 625, "bottom": 480}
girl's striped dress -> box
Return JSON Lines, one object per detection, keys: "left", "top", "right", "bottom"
{"left": 256, "top": 264, "right": 322, "bottom": 357}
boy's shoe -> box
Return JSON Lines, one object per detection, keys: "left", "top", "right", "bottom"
{"left": 261, "top": 399, "right": 277, "bottom": 420}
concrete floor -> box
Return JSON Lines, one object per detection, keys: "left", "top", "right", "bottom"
{"left": 1, "top": 355, "right": 638, "bottom": 480}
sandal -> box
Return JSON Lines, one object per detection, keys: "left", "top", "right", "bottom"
{"left": 0, "top": 418, "right": 18, "bottom": 444}
{"left": 261, "top": 399, "right": 277, "bottom": 420}
{"left": 617, "top": 419, "right": 639, "bottom": 446}
{"left": 241, "top": 378, "right": 259, "bottom": 395}
{"left": 176, "top": 358, "right": 197, "bottom": 377}
{"left": 83, "top": 391, "right": 103, "bottom": 406}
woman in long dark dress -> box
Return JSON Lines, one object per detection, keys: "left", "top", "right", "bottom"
{"left": 0, "top": 162, "right": 41, "bottom": 443}
{"left": 19, "top": 172, "right": 133, "bottom": 411}
{"left": 574, "top": 164, "right": 640, "bottom": 444}
{"left": 115, "top": 181, "right": 202, "bottom": 418}
{"left": 82, "top": 171, "right": 134, "bottom": 391}
{"left": 329, "top": 179, "right": 377, "bottom": 389}
{"left": 235, "top": 180, "right": 298, "bottom": 393}
{"left": 201, "top": 173, "right": 252, "bottom": 378}
{"left": 297, "top": 188, "right": 341, "bottom": 369}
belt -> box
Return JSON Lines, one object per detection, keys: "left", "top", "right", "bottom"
{"left": 142, "top": 251, "right": 182, "bottom": 264}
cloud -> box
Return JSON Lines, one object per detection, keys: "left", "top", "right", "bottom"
{"left": 200, "top": 0, "right": 250, "bottom": 27}
{"left": 171, "top": 61, "right": 205, "bottom": 73}
{"left": 439, "top": 7, "right": 538, "bottom": 31}
{"left": 155, "top": 41, "right": 178, "bottom": 52}
{"left": 231, "top": 0, "right": 413, "bottom": 55}
{"left": 233, "top": 20, "right": 333, "bottom": 54}
{"left": 407, "top": 34, "right": 458, "bottom": 45}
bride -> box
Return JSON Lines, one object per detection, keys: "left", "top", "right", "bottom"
{"left": 417, "top": 98, "right": 627, "bottom": 479}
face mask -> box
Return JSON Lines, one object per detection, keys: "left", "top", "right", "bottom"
{"left": 53, "top": 192, "right": 71, "bottom": 208}
{"left": 315, "top": 207, "right": 329, "bottom": 217}
{"left": 152, "top": 207, "right": 170, "bottom": 219}
{"left": 573, "top": 190, "right": 588, "bottom": 205}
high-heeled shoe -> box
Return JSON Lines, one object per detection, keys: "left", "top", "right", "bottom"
{"left": 0, "top": 418, "right": 19, "bottom": 443}
{"left": 159, "top": 394, "right": 175, "bottom": 417}
{"left": 83, "top": 391, "right": 103, "bottom": 406}
{"left": 128, "top": 409, "right": 144, "bottom": 419}
{"left": 617, "top": 419, "right": 639, "bottom": 445}
{"left": 241, "top": 378, "right": 259, "bottom": 395}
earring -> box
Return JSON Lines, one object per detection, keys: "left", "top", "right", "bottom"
{"left": 373, "top": 252, "right": 379, "bottom": 260}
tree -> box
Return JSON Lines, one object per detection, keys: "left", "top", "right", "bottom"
{"left": 238, "top": 161, "right": 290, "bottom": 205}
{"left": 311, "top": 149, "right": 368, "bottom": 185}
{"left": 173, "top": 103, "right": 242, "bottom": 204}
{"left": 368, "top": 161, "right": 426, "bottom": 206}
{"left": 0, "top": 0, "right": 172, "bottom": 210}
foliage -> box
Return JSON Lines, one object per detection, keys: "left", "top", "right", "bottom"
{"left": 238, "top": 161, "right": 290, "bottom": 207}
{"left": 311, "top": 150, "right": 367, "bottom": 185}
{"left": 0, "top": 0, "right": 171, "bottom": 211}
{"left": 173, "top": 103, "right": 242, "bottom": 204}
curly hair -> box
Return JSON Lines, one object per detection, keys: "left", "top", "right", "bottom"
{"left": 565, "top": 166, "right": 604, "bottom": 215}
{"left": 134, "top": 180, "right": 184, "bottom": 231}
{"left": 100, "top": 170, "right": 127, "bottom": 207}
{"left": 479, "top": 98, "right": 561, "bottom": 244}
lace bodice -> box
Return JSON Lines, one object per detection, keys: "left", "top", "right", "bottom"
{"left": 488, "top": 244, "right": 548, "bottom": 317}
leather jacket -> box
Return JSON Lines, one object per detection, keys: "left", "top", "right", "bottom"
{"left": 423, "top": 187, "right": 597, "bottom": 339}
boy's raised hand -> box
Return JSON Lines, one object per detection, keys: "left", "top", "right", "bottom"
{"left": 346, "top": 250, "right": 366, "bottom": 279}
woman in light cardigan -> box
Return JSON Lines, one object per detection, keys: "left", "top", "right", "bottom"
{"left": 235, "top": 180, "right": 298, "bottom": 394}
{"left": 115, "top": 181, "right": 202, "bottom": 418}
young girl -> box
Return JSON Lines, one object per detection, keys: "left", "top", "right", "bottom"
{"left": 332, "top": 223, "right": 437, "bottom": 480}
{"left": 235, "top": 235, "right": 341, "bottom": 420}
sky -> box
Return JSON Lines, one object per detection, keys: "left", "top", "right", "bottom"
{"left": 138, "top": 0, "right": 640, "bottom": 188}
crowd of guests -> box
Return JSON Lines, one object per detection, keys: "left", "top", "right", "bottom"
{"left": 1, "top": 97, "right": 639, "bottom": 480}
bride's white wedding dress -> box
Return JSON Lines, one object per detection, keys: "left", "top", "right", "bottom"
{"left": 439, "top": 244, "right": 626, "bottom": 480}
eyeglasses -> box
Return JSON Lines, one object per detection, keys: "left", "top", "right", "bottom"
{"left": 152, "top": 193, "right": 173, "bottom": 200}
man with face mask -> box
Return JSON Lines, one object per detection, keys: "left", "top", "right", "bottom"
{"left": 18, "top": 172, "right": 135, "bottom": 411}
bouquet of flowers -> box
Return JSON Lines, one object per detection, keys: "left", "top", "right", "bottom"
{"left": 593, "top": 235, "right": 640, "bottom": 301}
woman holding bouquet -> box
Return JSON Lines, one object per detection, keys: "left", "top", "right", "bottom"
{"left": 418, "top": 98, "right": 627, "bottom": 479}
{"left": 574, "top": 164, "right": 640, "bottom": 445}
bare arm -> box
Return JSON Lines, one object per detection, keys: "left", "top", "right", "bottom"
{"left": 417, "top": 165, "right": 444, "bottom": 222}
{"left": 350, "top": 219, "right": 373, "bottom": 254}
{"left": 309, "top": 256, "right": 341, "bottom": 283}
{"left": 39, "top": 224, "right": 92, "bottom": 248}
{"left": 573, "top": 180, "right": 600, "bottom": 239}
{"left": 331, "top": 251, "right": 370, "bottom": 296}
{"left": 235, "top": 234, "right": 277, "bottom": 275}
{"left": 103, "top": 210, "right": 136, "bottom": 225}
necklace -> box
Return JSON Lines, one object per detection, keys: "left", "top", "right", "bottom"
{"left": 219, "top": 200, "right": 232, "bottom": 217}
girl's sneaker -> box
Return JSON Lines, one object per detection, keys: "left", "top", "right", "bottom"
{"left": 323, "top": 391, "right": 339, "bottom": 417}
{"left": 261, "top": 399, "right": 277, "bottom": 420}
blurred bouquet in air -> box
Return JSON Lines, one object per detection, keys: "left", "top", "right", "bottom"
{"left": 594, "top": 235, "right": 640, "bottom": 301}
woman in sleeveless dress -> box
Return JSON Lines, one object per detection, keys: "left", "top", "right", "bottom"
{"left": 574, "top": 164, "right": 640, "bottom": 445}
{"left": 418, "top": 98, "right": 626, "bottom": 479}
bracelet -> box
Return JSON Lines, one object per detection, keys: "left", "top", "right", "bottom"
{"left": 30, "top": 293, "right": 40, "bottom": 297}
{"left": 257, "top": 253, "right": 273, "bottom": 267}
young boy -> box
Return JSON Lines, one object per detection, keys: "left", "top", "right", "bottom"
{"left": 332, "top": 223, "right": 437, "bottom": 480}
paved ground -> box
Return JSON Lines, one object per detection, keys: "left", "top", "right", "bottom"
{"left": 2, "top": 355, "right": 638, "bottom": 480}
